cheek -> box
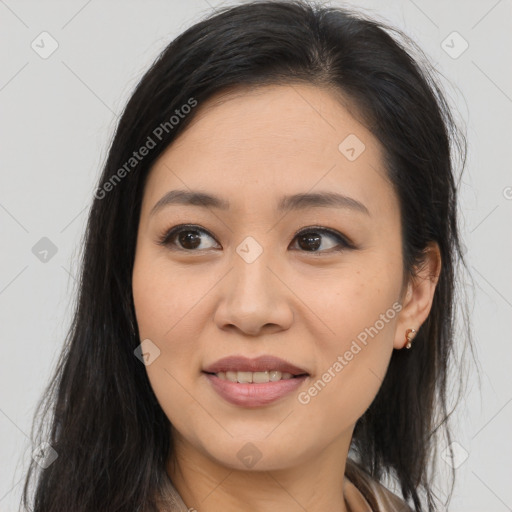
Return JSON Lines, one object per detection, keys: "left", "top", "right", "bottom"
{"left": 304, "top": 257, "right": 401, "bottom": 346}
{"left": 132, "top": 247, "right": 203, "bottom": 375}
{"left": 132, "top": 249, "right": 206, "bottom": 430}
{"left": 300, "top": 259, "right": 401, "bottom": 410}
{"left": 132, "top": 244, "right": 208, "bottom": 342}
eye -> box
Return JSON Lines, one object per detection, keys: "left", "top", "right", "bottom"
{"left": 290, "top": 226, "right": 354, "bottom": 253}
{"left": 157, "top": 224, "right": 220, "bottom": 251}
{"left": 157, "top": 224, "right": 354, "bottom": 253}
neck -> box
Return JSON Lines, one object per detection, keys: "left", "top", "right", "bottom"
{"left": 167, "top": 433, "right": 352, "bottom": 512}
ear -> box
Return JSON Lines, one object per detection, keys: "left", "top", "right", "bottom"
{"left": 394, "top": 242, "right": 442, "bottom": 350}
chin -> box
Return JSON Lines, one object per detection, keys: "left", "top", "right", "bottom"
{"left": 196, "top": 434, "right": 310, "bottom": 472}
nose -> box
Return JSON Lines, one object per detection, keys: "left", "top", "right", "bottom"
{"left": 213, "top": 246, "right": 294, "bottom": 337}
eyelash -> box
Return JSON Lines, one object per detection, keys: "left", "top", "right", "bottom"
{"left": 156, "top": 223, "right": 356, "bottom": 254}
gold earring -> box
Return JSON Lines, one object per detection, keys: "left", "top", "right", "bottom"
{"left": 404, "top": 328, "right": 416, "bottom": 349}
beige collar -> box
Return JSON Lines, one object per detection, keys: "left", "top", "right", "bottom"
{"left": 344, "top": 476, "right": 374, "bottom": 512}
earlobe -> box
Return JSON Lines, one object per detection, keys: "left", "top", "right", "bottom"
{"left": 394, "top": 242, "right": 441, "bottom": 350}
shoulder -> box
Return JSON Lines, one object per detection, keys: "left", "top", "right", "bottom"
{"left": 345, "top": 459, "right": 414, "bottom": 512}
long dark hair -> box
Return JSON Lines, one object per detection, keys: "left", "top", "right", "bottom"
{"left": 21, "top": 1, "right": 473, "bottom": 511}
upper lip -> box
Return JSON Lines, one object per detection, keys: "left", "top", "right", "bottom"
{"left": 203, "top": 355, "right": 309, "bottom": 376}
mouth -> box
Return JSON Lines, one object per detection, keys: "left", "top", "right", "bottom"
{"left": 203, "top": 369, "right": 308, "bottom": 383}
{"left": 202, "top": 354, "right": 310, "bottom": 379}
{"left": 202, "top": 355, "right": 310, "bottom": 407}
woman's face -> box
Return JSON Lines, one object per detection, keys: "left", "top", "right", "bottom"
{"left": 132, "top": 84, "right": 413, "bottom": 472}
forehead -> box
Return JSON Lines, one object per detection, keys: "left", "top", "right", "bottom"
{"left": 142, "top": 84, "right": 396, "bottom": 219}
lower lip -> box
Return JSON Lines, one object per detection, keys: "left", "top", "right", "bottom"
{"left": 203, "top": 372, "right": 308, "bottom": 407}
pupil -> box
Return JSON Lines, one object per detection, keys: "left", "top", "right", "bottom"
{"left": 179, "top": 230, "right": 201, "bottom": 249}
{"left": 299, "top": 233, "right": 321, "bottom": 251}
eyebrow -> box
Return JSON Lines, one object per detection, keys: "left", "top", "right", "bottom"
{"left": 150, "top": 189, "right": 370, "bottom": 216}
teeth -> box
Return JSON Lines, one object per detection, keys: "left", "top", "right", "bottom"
{"left": 215, "top": 370, "right": 296, "bottom": 383}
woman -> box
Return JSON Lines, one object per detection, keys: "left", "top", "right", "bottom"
{"left": 21, "top": 1, "right": 470, "bottom": 511}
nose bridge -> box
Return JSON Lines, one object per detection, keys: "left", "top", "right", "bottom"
{"left": 231, "top": 234, "right": 275, "bottom": 302}
{"left": 213, "top": 233, "right": 293, "bottom": 334}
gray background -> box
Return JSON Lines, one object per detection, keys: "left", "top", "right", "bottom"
{"left": 1, "top": 1, "right": 511, "bottom": 511}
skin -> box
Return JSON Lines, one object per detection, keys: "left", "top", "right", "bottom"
{"left": 132, "top": 83, "right": 440, "bottom": 512}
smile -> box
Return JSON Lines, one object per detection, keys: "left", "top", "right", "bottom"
{"left": 213, "top": 370, "right": 299, "bottom": 383}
